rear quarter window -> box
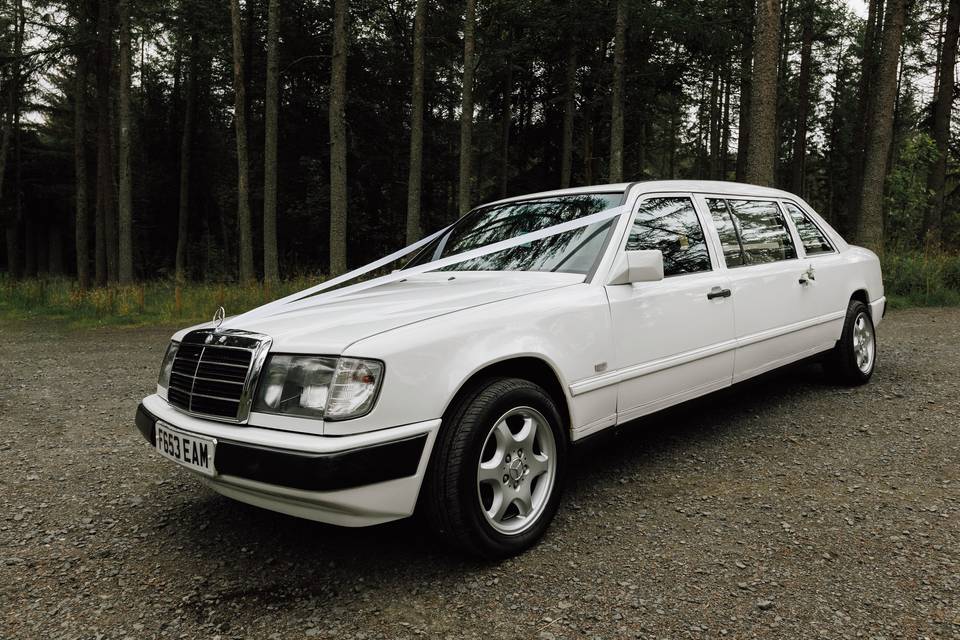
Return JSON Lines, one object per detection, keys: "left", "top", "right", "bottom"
{"left": 784, "top": 202, "right": 834, "bottom": 255}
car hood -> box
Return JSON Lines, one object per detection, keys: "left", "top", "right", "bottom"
{"left": 173, "top": 271, "right": 585, "bottom": 354}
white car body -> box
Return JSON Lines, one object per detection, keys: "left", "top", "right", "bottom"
{"left": 136, "top": 180, "right": 884, "bottom": 529}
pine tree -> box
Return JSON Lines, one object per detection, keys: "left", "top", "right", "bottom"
{"left": 744, "top": 0, "right": 780, "bottom": 187}
{"left": 856, "top": 0, "right": 907, "bottom": 254}
{"left": 329, "top": 0, "right": 348, "bottom": 274}
{"left": 263, "top": 0, "right": 280, "bottom": 283}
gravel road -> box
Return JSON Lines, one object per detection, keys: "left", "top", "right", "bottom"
{"left": 1, "top": 308, "right": 958, "bottom": 640}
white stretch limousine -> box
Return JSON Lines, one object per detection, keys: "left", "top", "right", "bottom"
{"left": 136, "top": 180, "right": 884, "bottom": 557}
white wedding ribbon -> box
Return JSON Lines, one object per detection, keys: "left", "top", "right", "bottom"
{"left": 223, "top": 203, "right": 628, "bottom": 327}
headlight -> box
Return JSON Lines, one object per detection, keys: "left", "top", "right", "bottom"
{"left": 158, "top": 341, "right": 180, "bottom": 395}
{"left": 253, "top": 355, "right": 383, "bottom": 421}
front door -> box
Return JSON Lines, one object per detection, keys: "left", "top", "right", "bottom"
{"left": 605, "top": 195, "right": 736, "bottom": 424}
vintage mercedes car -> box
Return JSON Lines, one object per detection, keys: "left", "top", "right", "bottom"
{"left": 135, "top": 180, "right": 884, "bottom": 557}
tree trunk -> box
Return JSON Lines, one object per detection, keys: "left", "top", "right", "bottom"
{"left": 735, "top": 0, "right": 754, "bottom": 182}
{"left": 826, "top": 34, "right": 848, "bottom": 223}
{"left": 118, "top": 0, "right": 133, "bottom": 283}
{"left": 0, "top": 105, "right": 10, "bottom": 218}
{"left": 458, "top": 0, "right": 476, "bottom": 215}
{"left": 933, "top": 0, "right": 947, "bottom": 97}
{"left": 230, "top": 0, "right": 255, "bottom": 282}
{"left": 581, "top": 41, "right": 603, "bottom": 185}
{"left": 329, "top": 0, "right": 348, "bottom": 273}
{"left": 0, "top": 107, "right": 11, "bottom": 223}
{"left": 175, "top": 35, "right": 197, "bottom": 284}
{"left": 846, "top": 0, "right": 882, "bottom": 235}
{"left": 49, "top": 224, "right": 64, "bottom": 275}
{"left": 497, "top": 34, "right": 512, "bottom": 200}
{"left": 924, "top": 0, "right": 959, "bottom": 248}
{"left": 36, "top": 222, "right": 49, "bottom": 277}
{"left": 668, "top": 96, "right": 677, "bottom": 178}
{"left": 709, "top": 67, "right": 721, "bottom": 180}
{"left": 74, "top": 49, "right": 90, "bottom": 288}
{"left": 14, "top": 99, "right": 25, "bottom": 277}
{"left": 106, "top": 67, "right": 119, "bottom": 282}
{"left": 1, "top": 0, "right": 24, "bottom": 277}
{"left": 744, "top": 0, "right": 779, "bottom": 187}
{"left": 696, "top": 78, "right": 707, "bottom": 178}
{"left": 775, "top": 0, "right": 793, "bottom": 174}
{"left": 856, "top": 0, "right": 906, "bottom": 255}
{"left": 790, "top": 0, "right": 813, "bottom": 196}
{"left": 721, "top": 63, "right": 731, "bottom": 180}
{"left": 94, "top": 0, "right": 113, "bottom": 286}
{"left": 560, "top": 42, "right": 577, "bottom": 188}
{"left": 608, "top": 0, "right": 627, "bottom": 182}
{"left": 405, "top": 0, "right": 427, "bottom": 244}
{"left": 583, "top": 104, "right": 595, "bottom": 184}
{"left": 263, "top": 0, "right": 280, "bottom": 281}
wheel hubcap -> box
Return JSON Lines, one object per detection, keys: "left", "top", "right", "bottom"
{"left": 852, "top": 312, "right": 875, "bottom": 374}
{"left": 476, "top": 407, "right": 557, "bottom": 535}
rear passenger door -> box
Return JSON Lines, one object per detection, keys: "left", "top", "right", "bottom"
{"left": 700, "top": 196, "right": 824, "bottom": 383}
{"left": 780, "top": 200, "right": 849, "bottom": 331}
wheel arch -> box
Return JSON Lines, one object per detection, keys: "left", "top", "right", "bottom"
{"left": 442, "top": 355, "right": 572, "bottom": 438}
{"left": 850, "top": 288, "right": 870, "bottom": 311}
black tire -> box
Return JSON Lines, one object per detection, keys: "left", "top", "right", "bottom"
{"left": 825, "top": 299, "right": 876, "bottom": 385}
{"left": 422, "top": 377, "right": 567, "bottom": 559}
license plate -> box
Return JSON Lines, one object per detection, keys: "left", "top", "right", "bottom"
{"left": 155, "top": 421, "right": 217, "bottom": 477}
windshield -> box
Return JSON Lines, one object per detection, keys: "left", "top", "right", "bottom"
{"left": 404, "top": 193, "right": 623, "bottom": 274}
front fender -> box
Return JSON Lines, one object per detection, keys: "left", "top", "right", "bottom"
{"left": 326, "top": 284, "right": 614, "bottom": 436}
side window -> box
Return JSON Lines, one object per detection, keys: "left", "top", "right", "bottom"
{"left": 706, "top": 198, "right": 746, "bottom": 267}
{"left": 784, "top": 202, "right": 834, "bottom": 255}
{"left": 726, "top": 199, "right": 797, "bottom": 264}
{"left": 626, "top": 197, "right": 711, "bottom": 276}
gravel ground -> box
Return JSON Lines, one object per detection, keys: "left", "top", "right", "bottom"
{"left": 0, "top": 308, "right": 958, "bottom": 640}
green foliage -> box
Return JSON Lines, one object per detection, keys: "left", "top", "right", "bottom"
{"left": 885, "top": 133, "right": 938, "bottom": 249}
{"left": 881, "top": 252, "right": 960, "bottom": 308}
{"left": 3, "top": 250, "right": 959, "bottom": 329}
{"left": 1, "top": 0, "right": 956, "bottom": 285}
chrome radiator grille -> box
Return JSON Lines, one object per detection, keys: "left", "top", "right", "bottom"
{"left": 167, "top": 329, "right": 269, "bottom": 421}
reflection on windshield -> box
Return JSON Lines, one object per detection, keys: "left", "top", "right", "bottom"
{"left": 404, "top": 193, "right": 622, "bottom": 274}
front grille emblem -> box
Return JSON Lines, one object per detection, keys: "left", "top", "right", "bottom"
{"left": 212, "top": 306, "right": 225, "bottom": 331}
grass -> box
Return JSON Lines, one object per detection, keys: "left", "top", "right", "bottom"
{"left": 0, "top": 276, "right": 320, "bottom": 328}
{"left": 1, "top": 252, "right": 958, "bottom": 327}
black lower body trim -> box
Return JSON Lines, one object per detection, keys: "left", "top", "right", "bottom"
{"left": 136, "top": 403, "right": 157, "bottom": 445}
{"left": 134, "top": 403, "right": 426, "bottom": 492}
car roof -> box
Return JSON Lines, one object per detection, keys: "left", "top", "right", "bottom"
{"left": 482, "top": 180, "right": 800, "bottom": 208}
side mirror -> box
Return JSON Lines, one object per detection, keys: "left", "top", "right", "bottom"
{"left": 608, "top": 249, "right": 664, "bottom": 285}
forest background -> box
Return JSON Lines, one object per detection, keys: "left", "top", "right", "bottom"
{"left": 0, "top": 0, "right": 957, "bottom": 324}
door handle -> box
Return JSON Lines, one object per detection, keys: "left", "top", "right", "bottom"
{"left": 707, "top": 287, "right": 731, "bottom": 300}
{"left": 799, "top": 265, "right": 816, "bottom": 285}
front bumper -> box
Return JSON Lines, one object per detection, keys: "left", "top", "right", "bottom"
{"left": 136, "top": 394, "right": 440, "bottom": 527}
